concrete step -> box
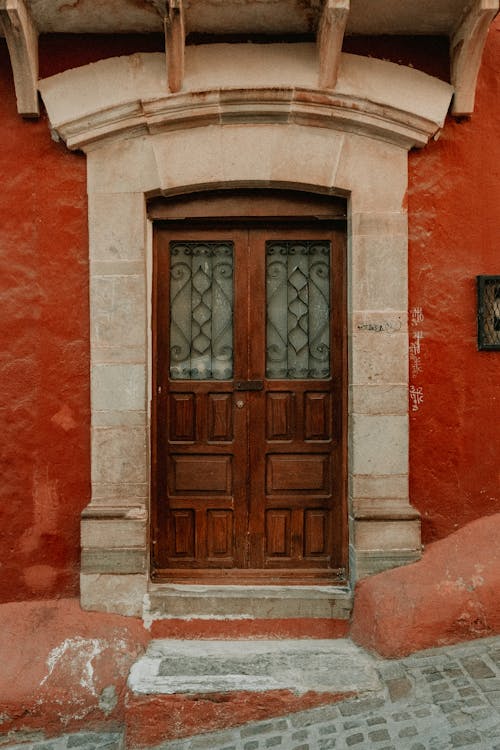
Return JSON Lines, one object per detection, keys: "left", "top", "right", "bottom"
{"left": 128, "top": 638, "right": 381, "bottom": 696}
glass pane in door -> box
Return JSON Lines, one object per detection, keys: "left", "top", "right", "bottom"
{"left": 170, "top": 241, "right": 234, "bottom": 380}
{"left": 266, "top": 240, "right": 331, "bottom": 379}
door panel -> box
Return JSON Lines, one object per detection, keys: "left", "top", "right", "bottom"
{"left": 153, "top": 222, "right": 346, "bottom": 584}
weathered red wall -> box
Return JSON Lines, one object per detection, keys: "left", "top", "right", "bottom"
{"left": 0, "top": 28, "right": 498, "bottom": 602}
{"left": 0, "top": 41, "right": 88, "bottom": 602}
{"left": 0, "top": 35, "right": 163, "bottom": 603}
{"left": 408, "top": 19, "right": 500, "bottom": 543}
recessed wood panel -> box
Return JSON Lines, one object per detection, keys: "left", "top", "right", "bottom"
{"left": 305, "top": 392, "right": 331, "bottom": 440}
{"left": 266, "top": 392, "right": 293, "bottom": 440}
{"left": 207, "top": 510, "right": 233, "bottom": 557}
{"left": 171, "top": 455, "right": 232, "bottom": 493}
{"left": 304, "top": 510, "right": 328, "bottom": 556}
{"left": 169, "top": 510, "right": 195, "bottom": 557}
{"left": 266, "top": 455, "right": 329, "bottom": 492}
{"left": 266, "top": 510, "right": 291, "bottom": 556}
{"left": 208, "top": 394, "right": 233, "bottom": 441}
{"left": 169, "top": 394, "right": 195, "bottom": 441}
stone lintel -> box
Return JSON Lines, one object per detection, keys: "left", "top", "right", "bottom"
{"left": 318, "top": 0, "right": 349, "bottom": 90}
{"left": 451, "top": 0, "right": 499, "bottom": 116}
{"left": 0, "top": 0, "right": 39, "bottom": 117}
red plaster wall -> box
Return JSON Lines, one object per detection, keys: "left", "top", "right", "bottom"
{"left": 408, "top": 19, "right": 500, "bottom": 543}
{"left": 0, "top": 36, "right": 163, "bottom": 603}
{"left": 0, "top": 28, "right": 498, "bottom": 602}
{"left": 0, "top": 42, "right": 88, "bottom": 602}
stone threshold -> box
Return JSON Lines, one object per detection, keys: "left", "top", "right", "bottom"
{"left": 144, "top": 583, "right": 353, "bottom": 622}
{"left": 128, "top": 638, "right": 381, "bottom": 697}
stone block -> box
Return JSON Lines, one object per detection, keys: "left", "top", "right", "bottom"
{"left": 336, "top": 134, "right": 408, "bottom": 212}
{"left": 351, "top": 415, "right": 408, "bottom": 475}
{"left": 184, "top": 43, "right": 317, "bottom": 91}
{"left": 87, "top": 137, "right": 160, "bottom": 194}
{"left": 152, "top": 127, "right": 224, "bottom": 191}
{"left": 146, "top": 585, "right": 352, "bottom": 620}
{"left": 270, "top": 125, "right": 344, "bottom": 188}
{"left": 81, "top": 517, "right": 146, "bottom": 549}
{"left": 91, "top": 364, "right": 146, "bottom": 412}
{"left": 39, "top": 54, "right": 166, "bottom": 127}
{"left": 92, "top": 481, "right": 149, "bottom": 504}
{"left": 350, "top": 385, "right": 407, "bottom": 416}
{"left": 129, "top": 638, "right": 381, "bottom": 696}
{"left": 351, "top": 233, "right": 407, "bottom": 311}
{"left": 81, "top": 548, "right": 147, "bottom": 574}
{"left": 337, "top": 53, "right": 453, "bottom": 126}
{"left": 91, "top": 426, "right": 148, "bottom": 484}
{"left": 351, "top": 474, "right": 408, "bottom": 500}
{"left": 351, "top": 332, "right": 408, "bottom": 387}
{"left": 91, "top": 274, "right": 146, "bottom": 349}
{"left": 351, "top": 211, "right": 408, "bottom": 239}
{"left": 80, "top": 573, "right": 147, "bottom": 616}
{"left": 92, "top": 410, "right": 147, "bottom": 427}
{"left": 354, "top": 519, "right": 421, "bottom": 552}
{"left": 221, "top": 125, "right": 274, "bottom": 183}
{"left": 89, "top": 192, "right": 145, "bottom": 261}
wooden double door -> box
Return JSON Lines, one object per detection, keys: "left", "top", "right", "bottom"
{"left": 152, "top": 219, "right": 346, "bottom": 584}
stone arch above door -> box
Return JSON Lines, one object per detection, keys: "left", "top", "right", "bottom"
{"left": 38, "top": 50, "right": 453, "bottom": 617}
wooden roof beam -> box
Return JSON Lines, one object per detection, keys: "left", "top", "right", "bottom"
{"left": 0, "top": 0, "right": 39, "bottom": 117}
{"left": 165, "top": 0, "right": 185, "bottom": 93}
{"left": 317, "top": 0, "right": 349, "bottom": 90}
{"left": 451, "top": 0, "right": 499, "bottom": 116}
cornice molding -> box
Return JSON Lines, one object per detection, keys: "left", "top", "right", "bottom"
{"left": 39, "top": 49, "right": 453, "bottom": 152}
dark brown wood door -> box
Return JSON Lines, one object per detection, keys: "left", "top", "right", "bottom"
{"left": 152, "top": 224, "right": 346, "bottom": 584}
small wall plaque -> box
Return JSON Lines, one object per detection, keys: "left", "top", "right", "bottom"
{"left": 477, "top": 275, "right": 500, "bottom": 350}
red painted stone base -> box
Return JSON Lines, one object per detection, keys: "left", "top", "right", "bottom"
{"left": 125, "top": 691, "right": 354, "bottom": 748}
{"left": 0, "top": 599, "right": 149, "bottom": 739}
{"left": 150, "top": 618, "right": 350, "bottom": 639}
{"left": 0, "top": 598, "right": 350, "bottom": 744}
{"left": 350, "top": 513, "right": 500, "bottom": 658}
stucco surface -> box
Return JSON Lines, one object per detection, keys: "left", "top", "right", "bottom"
{"left": 0, "top": 42, "right": 89, "bottom": 603}
{"left": 351, "top": 513, "right": 500, "bottom": 657}
{"left": 408, "top": 18, "right": 500, "bottom": 542}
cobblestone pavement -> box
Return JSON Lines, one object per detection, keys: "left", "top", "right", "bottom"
{"left": 3, "top": 637, "right": 500, "bottom": 750}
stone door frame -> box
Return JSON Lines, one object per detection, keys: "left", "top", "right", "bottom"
{"left": 37, "top": 50, "right": 453, "bottom": 618}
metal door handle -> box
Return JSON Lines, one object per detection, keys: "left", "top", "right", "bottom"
{"left": 235, "top": 400, "right": 245, "bottom": 409}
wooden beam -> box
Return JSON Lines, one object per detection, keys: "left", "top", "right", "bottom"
{"left": 0, "top": 0, "right": 39, "bottom": 117}
{"left": 165, "top": 0, "right": 185, "bottom": 93}
{"left": 317, "top": 0, "right": 349, "bottom": 90}
{"left": 451, "top": 0, "right": 499, "bottom": 116}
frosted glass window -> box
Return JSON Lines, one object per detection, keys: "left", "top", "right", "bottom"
{"left": 170, "top": 241, "right": 233, "bottom": 380}
{"left": 266, "top": 240, "right": 330, "bottom": 379}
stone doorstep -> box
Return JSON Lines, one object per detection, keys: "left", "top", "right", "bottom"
{"left": 144, "top": 584, "right": 353, "bottom": 621}
{"left": 127, "top": 638, "right": 382, "bottom": 696}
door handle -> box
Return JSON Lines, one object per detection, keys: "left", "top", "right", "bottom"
{"left": 234, "top": 380, "right": 264, "bottom": 391}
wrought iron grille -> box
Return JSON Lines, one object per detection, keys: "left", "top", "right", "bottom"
{"left": 477, "top": 275, "right": 500, "bottom": 351}
{"left": 266, "top": 240, "right": 331, "bottom": 379}
{"left": 169, "top": 241, "right": 234, "bottom": 379}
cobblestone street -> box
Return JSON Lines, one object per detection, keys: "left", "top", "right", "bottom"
{"left": 5, "top": 637, "right": 500, "bottom": 750}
